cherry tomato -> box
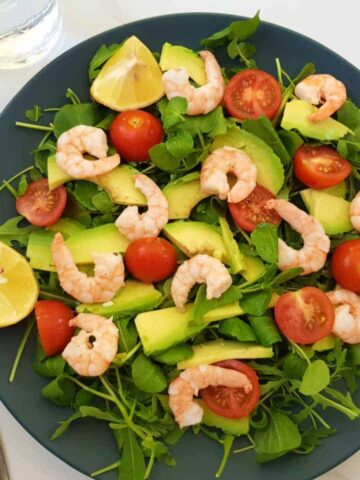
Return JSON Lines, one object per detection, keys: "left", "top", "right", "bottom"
{"left": 274, "top": 287, "right": 335, "bottom": 344}
{"left": 16, "top": 179, "right": 67, "bottom": 227}
{"left": 331, "top": 240, "right": 360, "bottom": 293}
{"left": 125, "top": 237, "right": 177, "bottom": 283}
{"left": 224, "top": 69, "right": 282, "bottom": 120}
{"left": 200, "top": 360, "right": 260, "bottom": 418}
{"left": 35, "top": 300, "right": 75, "bottom": 357}
{"left": 294, "top": 145, "right": 351, "bottom": 189}
{"left": 228, "top": 184, "right": 281, "bottom": 232}
{"left": 109, "top": 110, "right": 164, "bottom": 162}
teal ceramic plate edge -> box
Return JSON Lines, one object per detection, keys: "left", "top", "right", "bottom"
{"left": 0, "top": 12, "right": 359, "bottom": 480}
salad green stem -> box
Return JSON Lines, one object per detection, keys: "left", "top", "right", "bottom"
{"left": 290, "top": 340, "right": 311, "bottom": 365}
{"left": 90, "top": 460, "right": 120, "bottom": 477}
{"left": 43, "top": 107, "right": 61, "bottom": 112}
{"left": 8, "top": 317, "right": 35, "bottom": 383}
{"left": 197, "top": 131, "right": 206, "bottom": 149}
{"left": 233, "top": 444, "right": 255, "bottom": 454}
{"left": 15, "top": 121, "right": 53, "bottom": 132}
{"left": 144, "top": 444, "right": 156, "bottom": 480}
{"left": 2, "top": 180, "right": 18, "bottom": 198}
{"left": 0, "top": 166, "right": 34, "bottom": 193}
{"left": 216, "top": 435, "right": 234, "bottom": 478}
{"left": 39, "top": 289, "right": 78, "bottom": 307}
{"left": 63, "top": 375, "right": 114, "bottom": 403}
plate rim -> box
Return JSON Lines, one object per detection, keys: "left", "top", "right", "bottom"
{"left": 0, "top": 11, "right": 359, "bottom": 480}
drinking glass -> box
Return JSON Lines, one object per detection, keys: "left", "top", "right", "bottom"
{"left": 0, "top": 0, "right": 62, "bottom": 69}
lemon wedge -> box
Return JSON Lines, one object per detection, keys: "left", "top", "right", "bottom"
{"left": 0, "top": 241, "right": 39, "bottom": 328}
{"left": 90, "top": 35, "right": 164, "bottom": 111}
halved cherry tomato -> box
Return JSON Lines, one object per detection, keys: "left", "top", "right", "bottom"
{"left": 294, "top": 145, "right": 351, "bottom": 189}
{"left": 16, "top": 179, "right": 67, "bottom": 227}
{"left": 125, "top": 237, "right": 177, "bottom": 283}
{"left": 331, "top": 240, "right": 360, "bottom": 293}
{"left": 275, "top": 287, "right": 335, "bottom": 344}
{"left": 200, "top": 360, "right": 260, "bottom": 419}
{"left": 228, "top": 184, "right": 281, "bottom": 232}
{"left": 35, "top": 300, "right": 75, "bottom": 357}
{"left": 109, "top": 110, "right": 164, "bottom": 162}
{"left": 224, "top": 69, "right": 282, "bottom": 120}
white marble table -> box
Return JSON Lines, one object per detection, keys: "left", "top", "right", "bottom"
{"left": 0, "top": 0, "right": 359, "bottom": 479}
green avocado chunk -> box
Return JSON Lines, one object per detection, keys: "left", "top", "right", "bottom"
{"left": 300, "top": 182, "right": 346, "bottom": 210}
{"left": 27, "top": 223, "right": 129, "bottom": 271}
{"left": 47, "top": 156, "right": 146, "bottom": 206}
{"left": 177, "top": 339, "right": 273, "bottom": 369}
{"left": 135, "top": 294, "right": 278, "bottom": 355}
{"left": 163, "top": 173, "right": 210, "bottom": 219}
{"left": 76, "top": 280, "right": 161, "bottom": 316}
{"left": 198, "top": 399, "right": 249, "bottom": 435}
{"left": 46, "top": 218, "right": 85, "bottom": 237}
{"left": 211, "top": 126, "right": 284, "bottom": 194}
{"left": 163, "top": 221, "right": 228, "bottom": 263}
{"left": 300, "top": 189, "right": 353, "bottom": 235}
{"left": 159, "top": 42, "right": 206, "bottom": 86}
{"left": 312, "top": 334, "right": 336, "bottom": 352}
{"left": 281, "top": 99, "right": 349, "bottom": 141}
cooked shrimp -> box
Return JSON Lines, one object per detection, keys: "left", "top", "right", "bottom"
{"left": 266, "top": 199, "right": 330, "bottom": 275}
{"left": 56, "top": 125, "right": 120, "bottom": 179}
{"left": 162, "top": 50, "right": 225, "bottom": 116}
{"left": 327, "top": 289, "right": 360, "bottom": 344}
{"left": 168, "top": 364, "right": 252, "bottom": 428}
{"left": 62, "top": 313, "right": 118, "bottom": 376}
{"left": 51, "top": 233, "right": 124, "bottom": 304}
{"left": 200, "top": 146, "right": 257, "bottom": 203}
{"left": 294, "top": 74, "right": 347, "bottom": 122}
{"left": 171, "top": 254, "right": 232, "bottom": 311}
{"left": 350, "top": 191, "right": 360, "bottom": 232}
{"left": 115, "top": 173, "right": 168, "bottom": 241}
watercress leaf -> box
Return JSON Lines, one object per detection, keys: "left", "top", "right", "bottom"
{"left": 74, "top": 383, "right": 96, "bottom": 408}
{"left": 200, "top": 26, "right": 230, "bottom": 48}
{"left": 25, "top": 105, "right": 43, "bottom": 122}
{"left": 278, "top": 130, "right": 303, "bottom": 158}
{"left": 249, "top": 314, "right": 281, "bottom": 346}
{"left": 293, "top": 62, "right": 316, "bottom": 84}
{"left": 17, "top": 174, "right": 28, "bottom": 196}
{"left": 63, "top": 191, "right": 92, "bottom": 227}
{"left": 271, "top": 267, "right": 303, "bottom": 287}
{"left": 299, "top": 360, "right": 330, "bottom": 395}
{"left": 51, "top": 412, "right": 82, "bottom": 440}
{"left": 177, "top": 107, "right": 230, "bottom": 138}
{"left": 337, "top": 100, "right": 360, "bottom": 132}
{"left": 149, "top": 143, "right": 181, "bottom": 171}
{"left": 242, "top": 116, "right": 290, "bottom": 165}
{"left": 298, "top": 427, "right": 337, "bottom": 455}
{"left": 154, "top": 344, "right": 193, "bottom": 365}
{"left": 72, "top": 181, "right": 99, "bottom": 212}
{"left": 219, "top": 317, "right": 257, "bottom": 342}
{"left": 41, "top": 375, "right": 76, "bottom": 406}
{"left": 88, "top": 43, "right": 121, "bottom": 81}
{"left": 161, "top": 97, "right": 188, "bottom": 129}
{"left": 228, "top": 10, "right": 260, "bottom": 41}
{"left": 219, "top": 215, "right": 246, "bottom": 274}
{"left": 119, "top": 428, "right": 146, "bottom": 480}
{"left": 0, "top": 216, "right": 36, "bottom": 247}
{"left": 166, "top": 130, "right": 194, "bottom": 160}
{"left": 255, "top": 410, "right": 301, "bottom": 463}
{"left": 283, "top": 353, "right": 307, "bottom": 379}
{"left": 165, "top": 425, "right": 187, "bottom": 445}
{"left": 350, "top": 344, "right": 360, "bottom": 366}
{"left": 91, "top": 190, "right": 115, "bottom": 213}
{"left": 132, "top": 354, "right": 167, "bottom": 393}
{"left": 251, "top": 223, "right": 278, "bottom": 264}
{"left": 53, "top": 103, "right": 104, "bottom": 138}
{"left": 115, "top": 317, "right": 138, "bottom": 353}
{"left": 95, "top": 111, "right": 117, "bottom": 130}
{"left": 33, "top": 340, "right": 67, "bottom": 378}
{"left": 79, "top": 406, "right": 122, "bottom": 422}
{"left": 192, "top": 284, "right": 242, "bottom": 324}
{"left": 239, "top": 288, "right": 272, "bottom": 316}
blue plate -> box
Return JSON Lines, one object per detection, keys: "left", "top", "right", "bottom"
{"left": 0, "top": 13, "right": 359, "bottom": 480}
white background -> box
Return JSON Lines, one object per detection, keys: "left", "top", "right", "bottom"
{"left": 0, "top": 0, "right": 359, "bottom": 479}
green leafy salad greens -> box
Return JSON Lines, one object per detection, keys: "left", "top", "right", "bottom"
{"left": 2, "top": 10, "right": 360, "bottom": 480}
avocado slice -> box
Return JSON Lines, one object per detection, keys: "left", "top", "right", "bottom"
{"left": 135, "top": 294, "right": 278, "bottom": 354}
{"left": 159, "top": 42, "right": 206, "bottom": 86}
{"left": 27, "top": 224, "right": 129, "bottom": 271}
{"left": 241, "top": 255, "right": 265, "bottom": 282}
{"left": 300, "top": 190, "right": 352, "bottom": 235}
{"left": 163, "top": 221, "right": 228, "bottom": 263}
{"left": 47, "top": 157, "right": 146, "bottom": 206}
{"left": 177, "top": 339, "right": 273, "bottom": 369}
{"left": 198, "top": 399, "right": 249, "bottom": 435}
{"left": 312, "top": 334, "right": 336, "bottom": 352}
{"left": 211, "top": 127, "right": 284, "bottom": 195}
{"left": 300, "top": 182, "right": 346, "bottom": 210}
{"left": 281, "top": 99, "right": 349, "bottom": 141}
{"left": 46, "top": 218, "right": 85, "bottom": 237}
{"left": 47, "top": 155, "right": 72, "bottom": 190}
{"left": 77, "top": 280, "right": 161, "bottom": 316}
{"left": 163, "top": 173, "right": 210, "bottom": 219}
{"left": 219, "top": 216, "right": 246, "bottom": 274}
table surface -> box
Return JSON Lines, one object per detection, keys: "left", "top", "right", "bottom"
{"left": 0, "top": 1, "right": 359, "bottom": 479}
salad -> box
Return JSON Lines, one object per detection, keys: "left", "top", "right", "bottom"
{"left": 1, "top": 10, "right": 360, "bottom": 479}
